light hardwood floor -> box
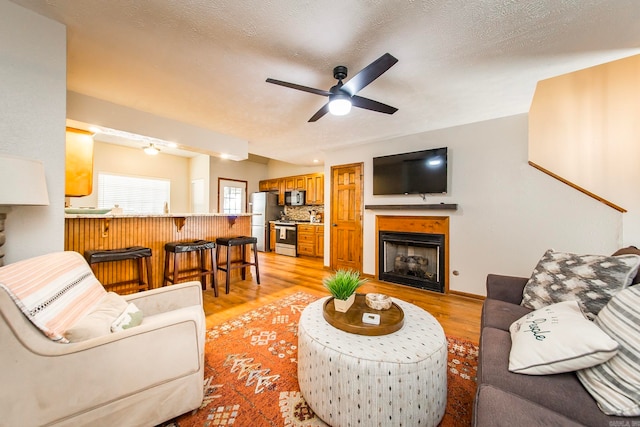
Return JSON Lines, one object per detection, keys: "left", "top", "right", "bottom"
{"left": 202, "top": 251, "right": 483, "bottom": 343}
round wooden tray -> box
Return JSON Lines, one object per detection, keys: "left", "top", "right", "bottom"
{"left": 322, "top": 294, "right": 404, "bottom": 336}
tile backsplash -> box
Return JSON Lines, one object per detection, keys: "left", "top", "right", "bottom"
{"left": 284, "top": 205, "right": 324, "bottom": 222}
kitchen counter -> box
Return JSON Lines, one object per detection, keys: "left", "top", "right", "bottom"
{"left": 65, "top": 212, "right": 253, "bottom": 218}
{"left": 65, "top": 213, "right": 251, "bottom": 291}
{"left": 270, "top": 220, "right": 324, "bottom": 225}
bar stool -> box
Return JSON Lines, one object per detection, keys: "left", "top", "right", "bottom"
{"left": 163, "top": 240, "right": 217, "bottom": 295}
{"left": 215, "top": 236, "right": 260, "bottom": 294}
{"left": 84, "top": 246, "right": 153, "bottom": 293}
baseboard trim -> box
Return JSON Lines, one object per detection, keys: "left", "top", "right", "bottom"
{"left": 449, "top": 290, "right": 485, "bottom": 300}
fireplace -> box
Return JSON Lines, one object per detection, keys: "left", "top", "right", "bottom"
{"left": 378, "top": 231, "right": 445, "bottom": 293}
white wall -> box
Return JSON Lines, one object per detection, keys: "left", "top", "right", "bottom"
{"left": 69, "top": 141, "right": 191, "bottom": 213}
{"left": 325, "top": 114, "right": 622, "bottom": 296}
{"left": 209, "top": 157, "right": 268, "bottom": 212}
{"left": 267, "top": 159, "right": 324, "bottom": 178}
{"left": 529, "top": 55, "right": 640, "bottom": 247}
{"left": 0, "top": 1, "right": 66, "bottom": 263}
{"left": 189, "top": 154, "right": 210, "bottom": 212}
{"left": 67, "top": 91, "right": 249, "bottom": 161}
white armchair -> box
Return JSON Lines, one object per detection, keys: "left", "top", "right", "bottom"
{"left": 0, "top": 252, "right": 205, "bottom": 426}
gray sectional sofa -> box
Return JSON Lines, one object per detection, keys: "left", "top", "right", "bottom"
{"left": 473, "top": 273, "right": 640, "bottom": 427}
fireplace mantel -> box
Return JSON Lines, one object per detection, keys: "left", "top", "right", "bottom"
{"left": 365, "top": 204, "right": 457, "bottom": 210}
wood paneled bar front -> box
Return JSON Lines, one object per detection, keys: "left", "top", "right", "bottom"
{"left": 64, "top": 213, "right": 252, "bottom": 293}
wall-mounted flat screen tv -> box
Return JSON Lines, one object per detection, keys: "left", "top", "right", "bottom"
{"left": 373, "top": 147, "right": 448, "bottom": 195}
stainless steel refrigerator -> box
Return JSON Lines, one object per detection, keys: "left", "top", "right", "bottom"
{"left": 250, "top": 191, "right": 280, "bottom": 252}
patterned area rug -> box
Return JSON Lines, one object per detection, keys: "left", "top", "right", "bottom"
{"left": 165, "top": 292, "right": 479, "bottom": 427}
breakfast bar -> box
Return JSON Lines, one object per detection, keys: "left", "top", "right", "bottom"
{"left": 64, "top": 213, "right": 252, "bottom": 292}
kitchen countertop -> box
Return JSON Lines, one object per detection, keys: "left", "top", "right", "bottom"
{"left": 65, "top": 212, "right": 253, "bottom": 218}
{"left": 270, "top": 220, "right": 324, "bottom": 225}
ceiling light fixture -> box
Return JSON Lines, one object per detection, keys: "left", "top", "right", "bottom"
{"left": 328, "top": 93, "right": 352, "bottom": 116}
{"left": 143, "top": 144, "right": 160, "bottom": 155}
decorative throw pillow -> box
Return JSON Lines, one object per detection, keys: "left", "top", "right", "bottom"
{"left": 111, "top": 302, "right": 144, "bottom": 332}
{"left": 508, "top": 300, "right": 618, "bottom": 375}
{"left": 64, "top": 292, "right": 129, "bottom": 342}
{"left": 577, "top": 285, "right": 640, "bottom": 416}
{"left": 521, "top": 249, "right": 640, "bottom": 317}
{"left": 0, "top": 251, "right": 107, "bottom": 343}
{"left": 612, "top": 246, "right": 640, "bottom": 284}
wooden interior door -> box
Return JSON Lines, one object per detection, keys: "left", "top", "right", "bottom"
{"left": 330, "top": 163, "right": 363, "bottom": 272}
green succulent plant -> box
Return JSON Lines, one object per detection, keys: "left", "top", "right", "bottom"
{"left": 323, "top": 269, "right": 368, "bottom": 300}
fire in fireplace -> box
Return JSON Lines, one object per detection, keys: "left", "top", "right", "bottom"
{"left": 378, "top": 231, "right": 445, "bottom": 293}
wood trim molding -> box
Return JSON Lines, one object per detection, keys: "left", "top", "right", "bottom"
{"left": 365, "top": 204, "right": 458, "bottom": 210}
{"left": 528, "top": 161, "right": 626, "bottom": 213}
{"left": 217, "top": 177, "right": 249, "bottom": 213}
{"left": 449, "top": 290, "right": 485, "bottom": 301}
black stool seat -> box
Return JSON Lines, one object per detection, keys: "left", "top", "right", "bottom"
{"left": 84, "top": 246, "right": 152, "bottom": 293}
{"left": 163, "top": 239, "right": 217, "bottom": 295}
{"left": 216, "top": 236, "right": 260, "bottom": 294}
{"left": 85, "top": 246, "right": 152, "bottom": 264}
{"left": 216, "top": 236, "right": 258, "bottom": 246}
{"left": 164, "top": 240, "right": 216, "bottom": 253}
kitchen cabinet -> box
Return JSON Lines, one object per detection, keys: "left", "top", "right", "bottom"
{"left": 258, "top": 178, "right": 284, "bottom": 205}
{"left": 269, "top": 222, "right": 276, "bottom": 251}
{"left": 259, "top": 173, "right": 324, "bottom": 206}
{"left": 259, "top": 179, "right": 280, "bottom": 192}
{"left": 284, "top": 176, "right": 306, "bottom": 191}
{"left": 305, "top": 173, "right": 324, "bottom": 205}
{"left": 297, "top": 224, "right": 324, "bottom": 258}
{"left": 278, "top": 179, "right": 286, "bottom": 205}
{"left": 284, "top": 177, "right": 296, "bottom": 192}
{"left": 315, "top": 225, "right": 324, "bottom": 256}
{"left": 65, "top": 127, "right": 94, "bottom": 197}
{"left": 295, "top": 176, "right": 306, "bottom": 190}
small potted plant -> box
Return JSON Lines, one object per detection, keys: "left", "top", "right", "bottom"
{"left": 323, "top": 269, "right": 368, "bottom": 313}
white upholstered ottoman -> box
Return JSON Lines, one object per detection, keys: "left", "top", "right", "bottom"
{"left": 298, "top": 297, "right": 447, "bottom": 427}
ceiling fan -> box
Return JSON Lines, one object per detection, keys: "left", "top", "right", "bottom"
{"left": 266, "top": 53, "right": 398, "bottom": 122}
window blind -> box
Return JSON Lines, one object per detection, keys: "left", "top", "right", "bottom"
{"left": 98, "top": 173, "right": 170, "bottom": 214}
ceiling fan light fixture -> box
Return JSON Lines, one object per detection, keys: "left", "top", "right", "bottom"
{"left": 143, "top": 144, "right": 160, "bottom": 155}
{"left": 328, "top": 94, "right": 352, "bottom": 116}
{"left": 266, "top": 53, "right": 398, "bottom": 122}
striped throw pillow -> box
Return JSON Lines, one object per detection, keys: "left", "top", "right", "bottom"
{"left": 577, "top": 285, "right": 640, "bottom": 416}
{"left": 0, "top": 251, "right": 106, "bottom": 343}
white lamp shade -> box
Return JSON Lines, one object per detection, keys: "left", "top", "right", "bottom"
{"left": 143, "top": 144, "right": 160, "bottom": 155}
{"left": 0, "top": 154, "right": 50, "bottom": 206}
{"left": 328, "top": 98, "right": 352, "bottom": 116}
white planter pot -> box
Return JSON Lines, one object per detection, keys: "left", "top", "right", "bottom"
{"left": 333, "top": 293, "right": 356, "bottom": 313}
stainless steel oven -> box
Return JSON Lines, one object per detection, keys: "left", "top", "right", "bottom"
{"left": 274, "top": 222, "right": 297, "bottom": 257}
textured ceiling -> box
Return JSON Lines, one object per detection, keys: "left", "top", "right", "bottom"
{"left": 10, "top": 0, "right": 640, "bottom": 165}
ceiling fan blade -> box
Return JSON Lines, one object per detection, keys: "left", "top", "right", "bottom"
{"left": 266, "top": 78, "right": 331, "bottom": 97}
{"left": 351, "top": 95, "right": 398, "bottom": 115}
{"left": 341, "top": 53, "right": 398, "bottom": 96}
{"left": 308, "top": 103, "right": 330, "bottom": 122}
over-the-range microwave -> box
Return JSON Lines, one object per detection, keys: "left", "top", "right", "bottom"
{"left": 284, "top": 190, "right": 305, "bottom": 206}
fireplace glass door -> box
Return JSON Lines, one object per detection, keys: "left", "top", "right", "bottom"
{"left": 379, "top": 232, "right": 445, "bottom": 293}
